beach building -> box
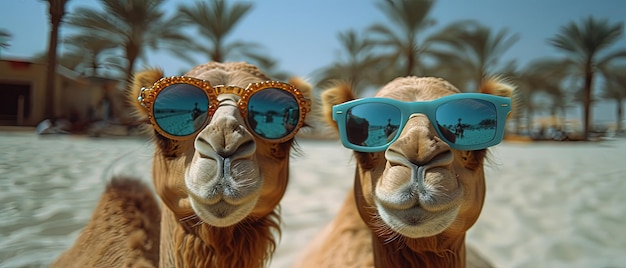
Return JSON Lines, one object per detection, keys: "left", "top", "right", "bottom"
{"left": 0, "top": 58, "right": 124, "bottom": 129}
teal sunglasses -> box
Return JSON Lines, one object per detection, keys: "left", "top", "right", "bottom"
{"left": 332, "top": 93, "right": 511, "bottom": 152}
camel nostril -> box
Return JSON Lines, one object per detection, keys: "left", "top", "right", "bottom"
{"left": 195, "top": 126, "right": 256, "bottom": 159}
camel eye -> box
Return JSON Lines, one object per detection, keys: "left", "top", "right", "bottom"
{"left": 153, "top": 84, "right": 210, "bottom": 137}
{"left": 344, "top": 102, "right": 401, "bottom": 147}
{"left": 247, "top": 88, "right": 300, "bottom": 140}
{"left": 435, "top": 99, "right": 498, "bottom": 146}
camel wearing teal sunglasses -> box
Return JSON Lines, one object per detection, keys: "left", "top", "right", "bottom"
{"left": 293, "top": 76, "right": 513, "bottom": 268}
{"left": 53, "top": 62, "right": 312, "bottom": 268}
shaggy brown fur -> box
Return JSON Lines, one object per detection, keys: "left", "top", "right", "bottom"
{"left": 54, "top": 62, "right": 312, "bottom": 268}
{"left": 51, "top": 177, "right": 161, "bottom": 268}
{"left": 131, "top": 62, "right": 311, "bottom": 267}
{"left": 294, "top": 76, "right": 513, "bottom": 268}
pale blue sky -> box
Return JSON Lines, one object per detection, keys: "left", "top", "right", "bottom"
{"left": 1, "top": 0, "right": 625, "bottom": 78}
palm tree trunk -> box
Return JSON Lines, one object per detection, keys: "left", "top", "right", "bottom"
{"left": 405, "top": 37, "right": 416, "bottom": 75}
{"left": 213, "top": 38, "right": 223, "bottom": 63}
{"left": 527, "top": 106, "right": 534, "bottom": 137}
{"left": 91, "top": 54, "right": 98, "bottom": 76}
{"left": 44, "top": 0, "right": 67, "bottom": 120}
{"left": 582, "top": 60, "right": 594, "bottom": 140}
{"left": 560, "top": 105, "right": 567, "bottom": 132}
{"left": 617, "top": 99, "right": 624, "bottom": 134}
{"left": 124, "top": 44, "right": 139, "bottom": 86}
{"left": 515, "top": 114, "right": 520, "bottom": 135}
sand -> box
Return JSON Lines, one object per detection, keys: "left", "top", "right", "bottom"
{"left": 1, "top": 131, "right": 625, "bottom": 268}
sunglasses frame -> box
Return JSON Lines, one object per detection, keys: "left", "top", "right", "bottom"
{"left": 138, "top": 76, "right": 311, "bottom": 143}
{"left": 332, "top": 93, "right": 511, "bottom": 152}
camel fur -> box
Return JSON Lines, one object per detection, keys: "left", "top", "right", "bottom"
{"left": 293, "top": 76, "right": 513, "bottom": 267}
{"left": 53, "top": 62, "right": 312, "bottom": 268}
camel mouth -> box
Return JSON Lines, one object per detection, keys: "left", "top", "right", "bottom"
{"left": 189, "top": 196, "right": 258, "bottom": 227}
{"left": 374, "top": 157, "right": 463, "bottom": 238}
{"left": 184, "top": 154, "right": 264, "bottom": 228}
{"left": 376, "top": 203, "right": 459, "bottom": 238}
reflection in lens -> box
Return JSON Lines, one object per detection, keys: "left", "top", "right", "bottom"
{"left": 153, "top": 84, "right": 209, "bottom": 137}
{"left": 346, "top": 103, "right": 401, "bottom": 147}
{"left": 247, "top": 88, "right": 299, "bottom": 139}
{"left": 435, "top": 99, "right": 497, "bottom": 145}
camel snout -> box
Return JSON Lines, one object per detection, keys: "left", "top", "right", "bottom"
{"left": 195, "top": 105, "right": 256, "bottom": 160}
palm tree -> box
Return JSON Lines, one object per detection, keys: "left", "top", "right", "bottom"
{"left": 535, "top": 59, "right": 572, "bottom": 122}
{"left": 240, "top": 49, "right": 291, "bottom": 81}
{"left": 515, "top": 67, "right": 544, "bottom": 135}
{"left": 602, "top": 65, "right": 626, "bottom": 134}
{"left": 428, "top": 20, "right": 519, "bottom": 91}
{"left": 367, "top": 0, "right": 436, "bottom": 77}
{"left": 175, "top": 0, "right": 255, "bottom": 63}
{"left": 549, "top": 16, "right": 626, "bottom": 140}
{"left": 315, "top": 29, "right": 382, "bottom": 96}
{"left": 513, "top": 59, "right": 570, "bottom": 137}
{"left": 66, "top": 0, "right": 192, "bottom": 84}
{"left": 0, "top": 28, "right": 11, "bottom": 57}
{"left": 63, "top": 31, "right": 118, "bottom": 76}
{"left": 43, "top": 0, "right": 69, "bottom": 119}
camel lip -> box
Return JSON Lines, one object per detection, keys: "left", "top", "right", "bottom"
{"left": 376, "top": 202, "right": 459, "bottom": 238}
{"left": 189, "top": 194, "right": 258, "bottom": 227}
{"left": 184, "top": 157, "right": 263, "bottom": 205}
{"left": 190, "top": 194, "right": 236, "bottom": 208}
{"left": 205, "top": 200, "right": 237, "bottom": 219}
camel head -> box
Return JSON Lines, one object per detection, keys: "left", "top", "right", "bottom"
{"left": 322, "top": 77, "right": 512, "bottom": 249}
{"left": 130, "top": 62, "right": 311, "bottom": 228}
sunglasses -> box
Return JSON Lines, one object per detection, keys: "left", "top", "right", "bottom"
{"left": 138, "top": 76, "right": 311, "bottom": 142}
{"left": 332, "top": 93, "right": 511, "bottom": 152}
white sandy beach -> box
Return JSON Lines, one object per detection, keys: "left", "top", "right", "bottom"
{"left": 1, "top": 131, "right": 625, "bottom": 268}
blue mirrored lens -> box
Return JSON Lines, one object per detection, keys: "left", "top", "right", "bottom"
{"left": 345, "top": 103, "right": 401, "bottom": 147}
{"left": 435, "top": 99, "right": 497, "bottom": 146}
{"left": 247, "top": 88, "right": 299, "bottom": 139}
{"left": 153, "top": 84, "right": 209, "bottom": 137}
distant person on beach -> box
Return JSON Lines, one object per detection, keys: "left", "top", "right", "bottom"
{"left": 455, "top": 118, "right": 465, "bottom": 138}
{"left": 191, "top": 102, "right": 202, "bottom": 120}
{"left": 384, "top": 118, "right": 398, "bottom": 139}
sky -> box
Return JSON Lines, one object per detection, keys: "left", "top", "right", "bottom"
{"left": 2, "top": 0, "right": 625, "bottom": 77}
{"left": 1, "top": 0, "right": 626, "bottom": 125}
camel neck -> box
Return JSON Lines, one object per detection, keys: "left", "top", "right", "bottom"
{"left": 370, "top": 232, "right": 466, "bottom": 268}
{"left": 158, "top": 201, "right": 278, "bottom": 268}
{"left": 159, "top": 203, "right": 181, "bottom": 268}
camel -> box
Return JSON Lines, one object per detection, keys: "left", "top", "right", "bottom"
{"left": 52, "top": 62, "right": 312, "bottom": 268}
{"left": 51, "top": 177, "right": 161, "bottom": 268}
{"left": 293, "top": 76, "right": 513, "bottom": 267}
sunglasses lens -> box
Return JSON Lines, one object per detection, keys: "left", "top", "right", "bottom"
{"left": 247, "top": 88, "right": 300, "bottom": 140}
{"left": 435, "top": 99, "right": 497, "bottom": 146}
{"left": 345, "top": 103, "right": 401, "bottom": 148}
{"left": 153, "top": 84, "right": 208, "bottom": 137}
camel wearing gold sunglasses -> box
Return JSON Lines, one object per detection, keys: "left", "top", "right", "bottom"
{"left": 292, "top": 76, "right": 514, "bottom": 268}
{"left": 52, "top": 62, "right": 312, "bottom": 268}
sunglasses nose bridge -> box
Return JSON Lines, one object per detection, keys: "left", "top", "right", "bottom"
{"left": 387, "top": 114, "right": 451, "bottom": 165}
{"left": 406, "top": 113, "right": 436, "bottom": 130}
{"left": 408, "top": 112, "right": 429, "bottom": 120}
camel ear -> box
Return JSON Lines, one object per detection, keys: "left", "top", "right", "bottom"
{"left": 288, "top": 76, "right": 313, "bottom": 101}
{"left": 128, "top": 68, "right": 164, "bottom": 119}
{"left": 479, "top": 76, "right": 520, "bottom": 119}
{"left": 479, "top": 76, "right": 514, "bottom": 98}
{"left": 320, "top": 81, "right": 357, "bottom": 132}
{"left": 288, "top": 77, "right": 315, "bottom": 127}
